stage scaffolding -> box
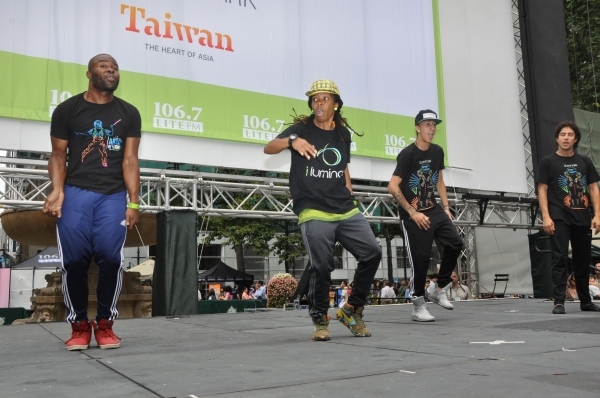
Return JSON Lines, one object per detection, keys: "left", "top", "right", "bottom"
{"left": 0, "top": 2, "right": 538, "bottom": 297}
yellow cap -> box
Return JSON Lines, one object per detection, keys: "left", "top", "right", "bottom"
{"left": 305, "top": 79, "right": 340, "bottom": 97}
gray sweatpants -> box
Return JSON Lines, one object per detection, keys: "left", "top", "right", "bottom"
{"left": 300, "top": 213, "right": 382, "bottom": 318}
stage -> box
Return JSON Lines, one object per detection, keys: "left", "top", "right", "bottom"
{"left": 2, "top": 299, "right": 599, "bottom": 398}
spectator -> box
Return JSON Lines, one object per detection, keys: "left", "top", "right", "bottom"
{"left": 348, "top": 281, "right": 353, "bottom": 297}
{"left": 231, "top": 284, "right": 240, "bottom": 300}
{"left": 379, "top": 280, "right": 396, "bottom": 303}
{"left": 340, "top": 281, "right": 349, "bottom": 307}
{"left": 372, "top": 280, "right": 382, "bottom": 297}
{"left": 392, "top": 281, "right": 399, "bottom": 295}
{"left": 448, "top": 271, "right": 473, "bottom": 300}
{"left": 198, "top": 289, "right": 202, "bottom": 301}
{"left": 590, "top": 275, "right": 600, "bottom": 299}
{"left": 241, "top": 287, "right": 253, "bottom": 300}
{"left": 397, "top": 279, "right": 409, "bottom": 303}
{"left": 254, "top": 281, "right": 266, "bottom": 299}
{"left": 565, "top": 273, "right": 578, "bottom": 300}
{"left": 207, "top": 288, "right": 217, "bottom": 300}
{"left": 222, "top": 285, "right": 233, "bottom": 300}
{"left": 427, "top": 273, "right": 439, "bottom": 296}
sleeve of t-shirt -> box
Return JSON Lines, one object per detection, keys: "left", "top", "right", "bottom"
{"left": 438, "top": 147, "right": 445, "bottom": 170}
{"left": 127, "top": 105, "right": 142, "bottom": 138}
{"left": 50, "top": 102, "right": 71, "bottom": 141}
{"left": 585, "top": 156, "right": 600, "bottom": 184}
{"left": 537, "top": 157, "right": 551, "bottom": 185}
{"left": 276, "top": 123, "right": 301, "bottom": 139}
{"left": 392, "top": 148, "right": 411, "bottom": 178}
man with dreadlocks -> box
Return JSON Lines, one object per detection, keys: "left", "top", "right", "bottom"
{"left": 264, "top": 79, "right": 381, "bottom": 341}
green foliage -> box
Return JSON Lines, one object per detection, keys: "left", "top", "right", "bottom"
{"left": 204, "top": 217, "right": 278, "bottom": 257}
{"left": 272, "top": 233, "right": 306, "bottom": 265}
{"left": 565, "top": 0, "right": 600, "bottom": 111}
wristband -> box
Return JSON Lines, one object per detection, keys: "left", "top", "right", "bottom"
{"left": 127, "top": 202, "right": 140, "bottom": 210}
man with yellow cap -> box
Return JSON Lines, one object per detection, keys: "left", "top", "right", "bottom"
{"left": 264, "top": 80, "right": 381, "bottom": 341}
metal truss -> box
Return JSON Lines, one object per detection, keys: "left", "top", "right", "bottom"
{"left": 513, "top": 0, "right": 535, "bottom": 198}
{"left": 0, "top": 158, "right": 540, "bottom": 227}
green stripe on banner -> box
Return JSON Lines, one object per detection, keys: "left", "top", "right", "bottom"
{"left": 0, "top": 50, "right": 446, "bottom": 160}
{"left": 432, "top": 0, "right": 448, "bottom": 166}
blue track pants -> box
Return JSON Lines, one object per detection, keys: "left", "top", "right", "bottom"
{"left": 57, "top": 185, "right": 127, "bottom": 323}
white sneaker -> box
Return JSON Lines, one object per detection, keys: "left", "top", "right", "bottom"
{"left": 429, "top": 284, "right": 454, "bottom": 310}
{"left": 411, "top": 296, "right": 435, "bottom": 322}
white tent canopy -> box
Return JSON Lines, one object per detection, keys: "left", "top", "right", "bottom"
{"left": 126, "top": 259, "right": 154, "bottom": 280}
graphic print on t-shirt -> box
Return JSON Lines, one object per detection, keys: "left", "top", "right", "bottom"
{"left": 408, "top": 163, "right": 439, "bottom": 210}
{"left": 75, "top": 119, "right": 123, "bottom": 167}
{"left": 306, "top": 144, "right": 344, "bottom": 179}
{"left": 558, "top": 166, "right": 589, "bottom": 209}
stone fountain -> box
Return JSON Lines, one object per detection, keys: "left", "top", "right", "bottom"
{"left": 1, "top": 210, "right": 156, "bottom": 323}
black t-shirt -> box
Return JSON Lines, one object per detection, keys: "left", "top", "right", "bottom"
{"left": 277, "top": 122, "right": 355, "bottom": 215}
{"left": 50, "top": 93, "right": 142, "bottom": 195}
{"left": 392, "top": 143, "right": 445, "bottom": 216}
{"left": 537, "top": 152, "right": 600, "bottom": 225}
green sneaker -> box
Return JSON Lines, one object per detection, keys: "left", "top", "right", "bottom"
{"left": 311, "top": 315, "right": 331, "bottom": 341}
{"left": 336, "top": 303, "right": 371, "bottom": 337}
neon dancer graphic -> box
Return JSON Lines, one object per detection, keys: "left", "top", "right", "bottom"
{"left": 408, "top": 164, "right": 439, "bottom": 210}
{"left": 559, "top": 167, "right": 588, "bottom": 208}
{"left": 76, "top": 119, "right": 121, "bottom": 167}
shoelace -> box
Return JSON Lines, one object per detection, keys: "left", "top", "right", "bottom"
{"left": 97, "top": 327, "right": 121, "bottom": 341}
{"left": 66, "top": 329, "right": 89, "bottom": 342}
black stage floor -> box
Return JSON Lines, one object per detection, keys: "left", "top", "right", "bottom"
{"left": 2, "top": 299, "right": 600, "bottom": 398}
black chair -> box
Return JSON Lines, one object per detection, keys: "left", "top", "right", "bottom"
{"left": 492, "top": 274, "right": 509, "bottom": 298}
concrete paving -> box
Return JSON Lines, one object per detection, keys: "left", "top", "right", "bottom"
{"left": 1, "top": 299, "right": 600, "bottom": 398}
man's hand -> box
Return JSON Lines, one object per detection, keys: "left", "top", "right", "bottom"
{"left": 591, "top": 214, "right": 600, "bottom": 235}
{"left": 125, "top": 207, "right": 139, "bottom": 230}
{"left": 291, "top": 138, "right": 317, "bottom": 160}
{"left": 410, "top": 212, "right": 431, "bottom": 230}
{"left": 42, "top": 190, "right": 64, "bottom": 218}
{"left": 543, "top": 216, "right": 555, "bottom": 236}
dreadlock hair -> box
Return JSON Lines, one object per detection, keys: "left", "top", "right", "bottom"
{"left": 290, "top": 94, "right": 363, "bottom": 142}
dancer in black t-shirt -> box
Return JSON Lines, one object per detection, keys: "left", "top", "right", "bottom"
{"left": 43, "top": 54, "right": 141, "bottom": 350}
{"left": 264, "top": 80, "right": 381, "bottom": 341}
{"left": 388, "top": 109, "right": 463, "bottom": 322}
{"left": 537, "top": 120, "right": 600, "bottom": 314}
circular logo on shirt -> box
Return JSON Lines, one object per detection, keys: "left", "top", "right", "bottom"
{"left": 317, "top": 144, "right": 341, "bottom": 166}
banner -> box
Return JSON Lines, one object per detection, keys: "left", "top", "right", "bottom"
{"left": 0, "top": 0, "right": 446, "bottom": 161}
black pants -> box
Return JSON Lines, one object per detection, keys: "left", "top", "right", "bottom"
{"left": 550, "top": 220, "right": 592, "bottom": 305}
{"left": 401, "top": 206, "right": 463, "bottom": 298}
{"left": 301, "top": 213, "right": 382, "bottom": 318}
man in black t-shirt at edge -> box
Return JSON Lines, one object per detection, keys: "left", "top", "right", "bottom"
{"left": 537, "top": 120, "right": 600, "bottom": 314}
{"left": 388, "top": 110, "right": 463, "bottom": 322}
{"left": 264, "top": 80, "right": 382, "bottom": 341}
{"left": 43, "top": 54, "right": 142, "bottom": 350}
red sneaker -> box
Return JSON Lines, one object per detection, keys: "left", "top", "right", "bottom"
{"left": 91, "top": 319, "right": 121, "bottom": 349}
{"left": 65, "top": 320, "right": 92, "bottom": 351}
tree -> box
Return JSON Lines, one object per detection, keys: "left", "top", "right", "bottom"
{"left": 201, "top": 168, "right": 280, "bottom": 273}
{"left": 203, "top": 217, "right": 278, "bottom": 274}
{"left": 271, "top": 220, "right": 306, "bottom": 276}
{"left": 565, "top": 0, "right": 600, "bottom": 112}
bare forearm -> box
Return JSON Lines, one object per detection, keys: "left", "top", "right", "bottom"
{"left": 590, "top": 183, "right": 600, "bottom": 216}
{"left": 390, "top": 187, "right": 415, "bottom": 216}
{"left": 436, "top": 182, "right": 450, "bottom": 208}
{"left": 264, "top": 138, "right": 289, "bottom": 154}
{"left": 538, "top": 184, "right": 550, "bottom": 218}
{"left": 123, "top": 158, "right": 140, "bottom": 203}
{"left": 48, "top": 153, "right": 67, "bottom": 192}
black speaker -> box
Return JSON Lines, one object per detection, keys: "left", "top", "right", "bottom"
{"left": 528, "top": 231, "right": 553, "bottom": 298}
{"left": 518, "top": 0, "right": 574, "bottom": 185}
{"left": 152, "top": 210, "right": 198, "bottom": 316}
